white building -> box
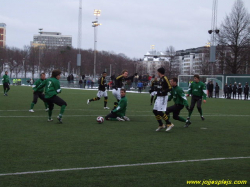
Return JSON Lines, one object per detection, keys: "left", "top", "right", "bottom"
{"left": 141, "top": 50, "right": 170, "bottom": 76}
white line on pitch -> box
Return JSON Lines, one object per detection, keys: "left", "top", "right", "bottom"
{"left": 0, "top": 156, "right": 249, "bottom": 177}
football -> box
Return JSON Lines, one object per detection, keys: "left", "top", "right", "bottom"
{"left": 96, "top": 116, "right": 104, "bottom": 124}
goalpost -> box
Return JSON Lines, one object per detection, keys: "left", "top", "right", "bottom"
{"left": 225, "top": 76, "right": 250, "bottom": 84}
{"left": 178, "top": 75, "right": 224, "bottom": 97}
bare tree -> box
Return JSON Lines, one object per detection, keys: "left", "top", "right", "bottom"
{"left": 217, "top": 0, "right": 250, "bottom": 74}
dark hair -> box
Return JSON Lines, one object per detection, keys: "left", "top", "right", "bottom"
{"left": 194, "top": 74, "right": 200, "bottom": 79}
{"left": 171, "top": 77, "right": 178, "bottom": 83}
{"left": 102, "top": 71, "right": 107, "bottom": 74}
{"left": 121, "top": 70, "right": 128, "bottom": 74}
{"left": 40, "top": 73, "right": 45, "bottom": 76}
{"left": 121, "top": 88, "right": 126, "bottom": 93}
{"left": 51, "top": 70, "right": 61, "bottom": 78}
{"left": 157, "top": 67, "right": 165, "bottom": 74}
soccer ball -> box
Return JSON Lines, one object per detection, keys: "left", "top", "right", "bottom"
{"left": 96, "top": 116, "right": 104, "bottom": 124}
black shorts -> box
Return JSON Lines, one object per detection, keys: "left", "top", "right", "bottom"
{"left": 3, "top": 83, "right": 10, "bottom": 90}
{"left": 105, "top": 112, "right": 118, "bottom": 120}
{"left": 166, "top": 104, "right": 184, "bottom": 118}
{"left": 33, "top": 92, "right": 46, "bottom": 104}
{"left": 46, "top": 95, "right": 67, "bottom": 110}
{"left": 190, "top": 95, "right": 202, "bottom": 109}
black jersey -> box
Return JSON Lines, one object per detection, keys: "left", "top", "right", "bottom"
{"left": 98, "top": 76, "right": 106, "bottom": 91}
{"left": 237, "top": 85, "right": 242, "bottom": 94}
{"left": 114, "top": 75, "right": 133, "bottom": 89}
{"left": 150, "top": 80, "right": 159, "bottom": 91}
{"left": 157, "top": 76, "right": 171, "bottom": 96}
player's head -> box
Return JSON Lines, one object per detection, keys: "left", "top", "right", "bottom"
{"left": 102, "top": 72, "right": 107, "bottom": 77}
{"left": 51, "top": 70, "right": 61, "bottom": 80}
{"left": 120, "top": 89, "right": 126, "bottom": 97}
{"left": 157, "top": 67, "right": 165, "bottom": 77}
{"left": 193, "top": 74, "right": 200, "bottom": 82}
{"left": 5, "top": 71, "right": 8, "bottom": 75}
{"left": 122, "top": 70, "right": 128, "bottom": 77}
{"left": 40, "top": 73, "right": 46, "bottom": 80}
{"left": 170, "top": 77, "right": 178, "bottom": 87}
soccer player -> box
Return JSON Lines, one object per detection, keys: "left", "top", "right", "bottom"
{"left": 232, "top": 82, "right": 237, "bottom": 99}
{"left": 112, "top": 70, "right": 133, "bottom": 108}
{"left": 185, "top": 74, "right": 206, "bottom": 127}
{"left": 34, "top": 70, "right": 67, "bottom": 123}
{"left": 149, "top": 77, "right": 158, "bottom": 105}
{"left": 153, "top": 67, "right": 172, "bottom": 132}
{"left": 29, "top": 73, "right": 49, "bottom": 112}
{"left": 165, "top": 77, "right": 190, "bottom": 130}
{"left": 244, "top": 82, "right": 249, "bottom": 100}
{"left": 2, "top": 71, "right": 10, "bottom": 96}
{"left": 87, "top": 72, "right": 109, "bottom": 109}
{"left": 105, "top": 89, "right": 130, "bottom": 121}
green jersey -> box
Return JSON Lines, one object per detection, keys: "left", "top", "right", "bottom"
{"left": 188, "top": 81, "right": 207, "bottom": 100}
{"left": 168, "top": 85, "right": 189, "bottom": 107}
{"left": 113, "top": 96, "right": 127, "bottom": 117}
{"left": 32, "top": 79, "right": 45, "bottom": 93}
{"left": 2, "top": 74, "right": 10, "bottom": 84}
{"left": 34, "top": 77, "right": 61, "bottom": 99}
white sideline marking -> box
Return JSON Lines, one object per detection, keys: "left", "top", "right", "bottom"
{"left": 0, "top": 114, "right": 249, "bottom": 118}
{"left": 0, "top": 156, "right": 249, "bottom": 177}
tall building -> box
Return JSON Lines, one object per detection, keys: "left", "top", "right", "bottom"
{"left": 31, "top": 31, "right": 72, "bottom": 48}
{"left": 0, "top": 23, "right": 6, "bottom": 48}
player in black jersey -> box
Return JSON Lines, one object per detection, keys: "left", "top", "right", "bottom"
{"left": 87, "top": 72, "right": 109, "bottom": 109}
{"left": 149, "top": 77, "right": 158, "bottom": 105}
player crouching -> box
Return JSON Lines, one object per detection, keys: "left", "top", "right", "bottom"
{"left": 105, "top": 89, "right": 130, "bottom": 121}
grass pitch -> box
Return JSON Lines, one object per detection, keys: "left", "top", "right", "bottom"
{"left": 0, "top": 86, "right": 249, "bottom": 187}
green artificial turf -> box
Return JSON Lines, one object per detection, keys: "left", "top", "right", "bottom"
{"left": 0, "top": 86, "right": 249, "bottom": 187}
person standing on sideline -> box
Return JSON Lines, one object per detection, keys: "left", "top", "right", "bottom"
{"left": 166, "top": 77, "right": 190, "bottom": 130}
{"left": 153, "top": 67, "right": 172, "bottom": 132}
{"left": 208, "top": 81, "right": 214, "bottom": 98}
{"left": 137, "top": 81, "right": 143, "bottom": 93}
{"left": 79, "top": 79, "right": 83, "bottom": 88}
{"left": 228, "top": 83, "right": 233, "bottom": 99}
{"left": 237, "top": 83, "right": 242, "bottom": 100}
{"left": 215, "top": 83, "right": 220, "bottom": 98}
{"left": 2, "top": 71, "right": 10, "bottom": 96}
{"left": 244, "top": 82, "right": 249, "bottom": 100}
{"left": 34, "top": 70, "right": 67, "bottom": 123}
{"left": 105, "top": 89, "right": 129, "bottom": 121}
{"left": 29, "top": 73, "right": 49, "bottom": 112}
{"left": 232, "top": 82, "right": 237, "bottom": 99}
{"left": 185, "top": 74, "right": 206, "bottom": 127}
{"left": 224, "top": 83, "right": 228, "bottom": 98}
{"left": 87, "top": 72, "right": 109, "bottom": 109}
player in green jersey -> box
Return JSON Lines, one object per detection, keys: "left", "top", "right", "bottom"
{"left": 29, "top": 73, "right": 49, "bottom": 112}
{"left": 2, "top": 71, "right": 10, "bottom": 96}
{"left": 105, "top": 89, "right": 130, "bottom": 121}
{"left": 34, "top": 70, "right": 67, "bottom": 123}
{"left": 185, "top": 74, "right": 207, "bottom": 127}
{"left": 165, "top": 77, "right": 190, "bottom": 131}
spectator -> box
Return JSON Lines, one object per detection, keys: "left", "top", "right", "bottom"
{"left": 79, "top": 79, "right": 83, "bottom": 88}
{"left": 137, "top": 81, "right": 143, "bottom": 93}
{"left": 83, "top": 79, "right": 86, "bottom": 88}
{"left": 215, "top": 83, "right": 219, "bottom": 98}
{"left": 224, "top": 83, "right": 228, "bottom": 98}
{"left": 208, "top": 81, "right": 214, "bottom": 98}
{"left": 91, "top": 80, "right": 94, "bottom": 88}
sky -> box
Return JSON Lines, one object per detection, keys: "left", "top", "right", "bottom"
{"left": 1, "top": 0, "right": 250, "bottom": 59}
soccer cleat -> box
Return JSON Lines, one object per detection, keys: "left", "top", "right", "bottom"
{"left": 5, "top": 94, "right": 8, "bottom": 96}
{"left": 155, "top": 124, "right": 166, "bottom": 131}
{"left": 184, "top": 120, "right": 192, "bottom": 128}
{"left": 57, "top": 116, "right": 63, "bottom": 123}
{"left": 87, "top": 99, "right": 90, "bottom": 105}
{"left": 123, "top": 116, "right": 130, "bottom": 121}
{"left": 201, "top": 116, "right": 205, "bottom": 121}
{"left": 116, "top": 117, "right": 125, "bottom": 121}
{"left": 166, "top": 123, "right": 174, "bottom": 131}
{"left": 45, "top": 108, "right": 49, "bottom": 112}
{"left": 47, "top": 118, "right": 53, "bottom": 122}
{"left": 29, "top": 109, "right": 34, "bottom": 112}
{"left": 104, "top": 107, "right": 110, "bottom": 109}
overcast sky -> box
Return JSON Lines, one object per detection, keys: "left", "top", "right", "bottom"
{"left": 1, "top": 0, "right": 250, "bottom": 58}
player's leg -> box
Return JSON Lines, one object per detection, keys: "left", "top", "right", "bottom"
{"left": 29, "top": 92, "right": 39, "bottom": 112}
{"left": 38, "top": 92, "right": 48, "bottom": 111}
{"left": 103, "top": 91, "right": 109, "bottom": 109}
{"left": 46, "top": 98, "right": 54, "bottom": 121}
{"left": 87, "top": 91, "right": 101, "bottom": 104}
{"left": 196, "top": 98, "right": 204, "bottom": 120}
{"left": 188, "top": 96, "right": 197, "bottom": 119}
{"left": 105, "top": 112, "right": 124, "bottom": 121}
{"left": 51, "top": 95, "right": 67, "bottom": 123}
{"left": 5, "top": 83, "right": 10, "bottom": 95}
